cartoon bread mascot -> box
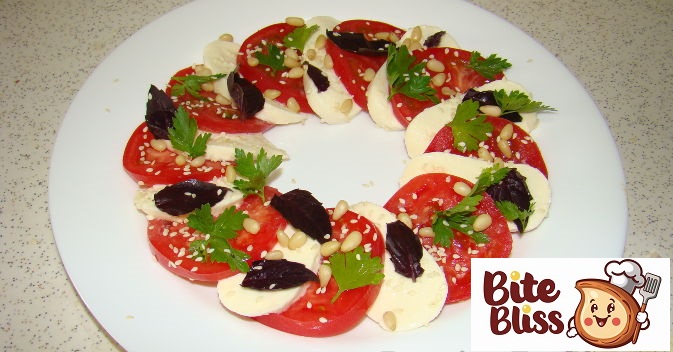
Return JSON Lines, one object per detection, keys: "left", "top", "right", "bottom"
{"left": 566, "top": 259, "right": 657, "bottom": 348}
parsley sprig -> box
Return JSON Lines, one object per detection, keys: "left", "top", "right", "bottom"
{"left": 283, "top": 24, "right": 319, "bottom": 51}
{"left": 493, "top": 89, "right": 556, "bottom": 114}
{"left": 447, "top": 100, "right": 493, "bottom": 152}
{"left": 187, "top": 204, "right": 250, "bottom": 273}
{"left": 496, "top": 200, "right": 535, "bottom": 232}
{"left": 170, "top": 73, "right": 226, "bottom": 100}
{"left": 386, "top": 45, "right": 439, "bottom": 103}
{"left": 432, "top": 165, "right": 511, "bottom": 248}
{"left": 168, "top": 106, "right": 211, "bottom": 158}
{"left": 254, "top": 43, "right": 285, "bottom": 74}
{"left": 467, "top": 51, "right": 511, "bottom": 80}
{"left": 328, "top": 246, "right": 384, "bottom": 303}
{"left": 233, "top": 148, "right": 283, "bottom": 201}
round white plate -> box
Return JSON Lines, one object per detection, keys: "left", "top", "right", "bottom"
{"left": 49, "top": 0, "right": 627, "bottom": 351}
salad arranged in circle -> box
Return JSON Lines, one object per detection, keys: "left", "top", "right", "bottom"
{"left": 122, "top": 15, "right": 555, "bottom": 337}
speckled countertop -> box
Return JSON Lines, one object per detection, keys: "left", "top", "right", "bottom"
{"left": 1, "top": 0, "right": 671, "bottom": 350}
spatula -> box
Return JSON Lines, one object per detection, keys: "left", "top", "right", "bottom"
{"left": 631, "top": 273, "right": 661, "bottom": 344}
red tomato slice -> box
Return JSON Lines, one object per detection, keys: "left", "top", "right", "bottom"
{"left": 237, "top": 22, "right": 313, "bottom": 114}
{"left": 325, "top": 19, "right": 405, "bottom": 111}
{"left": 146, "top": 187, "right": 286, "bottom": 282}
{"left": 167, "top": 67, "right": 274, "bottom": 133}
{"left": 122, "top": 122, "right": 228, "bottom": 186}
{"left": 383, "top": 173, "right": 512, "bottom": 303}
{"left": 255, "top": 208, "right": 385, "bottom": 337}
{"left": 390, "top": 47, "right": 504, "bottom": 126}
{"left": 425, "top": 116, "right": 549, "bottom": 177}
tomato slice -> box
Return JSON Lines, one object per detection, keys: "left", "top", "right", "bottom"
{"left": 167, "top": 67, "right": 274, "bottom": 133}
{"left": 146, "top": 187, "right": 286, "bottom": 282}
{"left": 425, "top": 116, "right": 549, "bottom": 177}
{"left": 325, "top": 19, "right": 405, "bottom": 111}
{"left": 390, "top": 47, "right": 504, "bottom": 126}
{"left": 383, "top": 173, "right": 512, "bottom": 303}
{"left": 254, "top": 208, "right": 385, "bottom": 337}
{"left": 237, "top": 22, "right": 313, "bottom": 114}
{"left": 122, "top": 122, "right": 228, "bottom": 186}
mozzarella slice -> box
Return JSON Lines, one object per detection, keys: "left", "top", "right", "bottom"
{"left": 398, "top": 25, "right": 459, "bottom": 49}
{"left": 404, "top": 94, "right": 463, "bottom": 158}
{"left": 255, "top": 99, "right": 310, "bottom": 125}
{"left": 350, "top": 202, "right": 448, "bottom": 332}
{"left": 204, "top": 132, "right": 288, "bottom": 162}
{"left": 366, "top": 62, "right": 405, "bottom": 131}
{"left": 303, "top": 16, "right": 362, "bottom": 124}
{"left": 217, "top": 234, "right": 322, "bottom": 317}
{"left": 400, "top": 152, "right": 551, "bottom": 232}
{"left": 134, "top": 177, "right": 244, "bottom": 222}
{"left": 203, "top": 38, "right": 241, "bottom": 100}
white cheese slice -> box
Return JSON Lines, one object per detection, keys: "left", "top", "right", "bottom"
{"left": 366, "top": 62, "right": 405, "bottom": 131}
{"left": 216, "top": 235, "right": 322, "bottom": 317}
{"left": 303, "top": 16, "right": 362, "bottom": 124}
{"left": 202, "top": 38, "right": 241, "bottom": 100}
{"left": 398, "top": 25, "right": 459, "bottom": 48}
{"left": 400, "top": 152, "right": 551, "bottom": 232}
{"left": 255, "top": 99, "right": 310, "bottom": 125}
{"left": 350, "top": 202, "right": 448, "bottom": 332}
{"left": 133, "top": 177, "right": 244, "bottom": 222}
{"left": 204, "top": 132, "right": 288, "bottom": 162}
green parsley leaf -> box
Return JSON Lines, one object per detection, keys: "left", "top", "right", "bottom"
{"left": 254, "top": 43, "right": 285, "bottom": 74}
{"left": 432, "top": 195, "right": 489, "bottom": 247}
{"left": 187, "top": 204, "right": 251, "bottom": 273}
{"left": 168, "top": 106, "right": 211, "bottom": 158}
{"left": 471, "top": 164, "right": 511, "bottom": 195}
{"left": 283, "top": 25, "right": 319, "bottom": 51}
{"left": 447, "top": 100, "right": 493, "bottom": 152}
{"left": 328, "top": 246, "right": 384, "bottom": 303}
{"left": 493, "top": 89, "right": 556, "bottom": 114}
{"left": 233, "top": 148, "right": 283, "bottom": 201}
{"left": 467, "top": 51, "right": 511, "bottom": 80}
{"left": 170, "top": 73, "right": 226, "bottom": 100}
{"left": 496, "top": 200, "right": 535, "bottom": 233}
{"left": 386, "top": 45, "right": 439, "bottom": 103}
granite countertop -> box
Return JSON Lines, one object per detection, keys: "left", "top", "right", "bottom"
{"left": 1, "top": 0, "right": 671, "bottom": 350}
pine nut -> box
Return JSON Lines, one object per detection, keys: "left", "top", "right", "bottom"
{"left": 374, "top": 32, "right": 389, "bottom": 41}
{"left": 441, "top": 86, "right": 457, "bottom": 96}
{"left": 497, "top": 139, "right": 512, "bottom": 158}
{"left": 285, "top": 17, "right": 305, "bottom": 27}
{"left": 388, "top": 32, "right": 400, "bottom": 43}
{"left": 264, "top": 250, "right": 284, "bottom": 260}
{"left": 453, "top": 181, "right": 471, "bottom": 196}
{"left": 383, "top": 311, "right": 397, "bottom": 331}
{"left": 499, "top": 123, "right": 514, "bottom": 141}
{"left": 215, "top": 94, "right": 231, "bottom": 105}
{"left": 305, "top": 48, "right": 317, "bottom": 61}
{"left": 284, "top": 48, "right": 299, "bottom": 60}
{"left": 247, "top": 56, "right": 259, "bottom": 67}
{"left": 479, "top": 105, "right": 502, "bottom": 117}
{"left": 243, "top": 218, "right": 260, "bottom": 234}
{"left": 472, "top": 213, "right": 492, "bottom": 232}
{"left": 276, "top": 229, "right": 289, "bottom": 247}
{"left": 190, "top": 155, "right": 206, "bottom": 168}
{"left": 493, "top": 157, "right": 505, "bottom": 167}
{"left": 286, "top": 97, "right": 301, "bottom": 113}
{"left": 218, "top": 33, "right": 234, "bottom": 42}
{"left": 477, "top": 147, "right": 494, "bottom": 162}
{"left": 410, "top": 26, "right": 422, "bottom": 41}
{"left": 431, "top": 72, "right": 446, "bottom": 87}
{"left": 287, "top": 66, "right": 304, "bottom": 79}
{"left": 426, "top": 58, "right": 445, "bottom": 72}
{"left": 397, "top": 213, "right": 413, "bottom": 228}
{"left": 323, "top": 54, "right": 334, "bottom": 69}
{"left": 264, "top": 89, "right": 281, "bottom": 100}
{"left": 150, "top": 139, "right": 167, "bottom": 151}
{"left": 175, "top": 154, "right": 187, "bottom": 166}
{"left": 362, "top": 68, "right": 376, "bottom": 82}
{"left": 194, "top": 64, "right": 212, "bottom": 76}
{"left": 340, "top": 231, "right": 362, "bottom": 252}
{"left": 419, "top": 227, "right": 435, "bottom": 238}
{"left": 225, "top": 164, "right": 236, "bottom": 183}
{"left": 339, "top": 99, "right": 353, "bottom": 114}
{"left": 318, "top": 264, "right": 332, "bottom": 287}
{"left": 320, "top": 240, "right": 341, "bottom": 257}
{"left": 288, "top": 231, "right": 308, "bottom": 249}
{"left": 201, "top": 82, "right": 214, "bottom": 92}
{"left": 332, "top": 200, "right": 349, "bottom": 221}
{"left": 403, "top": 38, "right": 422, "bottom": 52}
{"left": 315, "top": 34, "right": 327, "bottom": 49}
{"left": 283, "top": 56, "right": 301, "bottom": 69}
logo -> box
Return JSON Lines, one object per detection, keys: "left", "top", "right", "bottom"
{"left": 471, "top": 258, "right": 669, "bottom": 351}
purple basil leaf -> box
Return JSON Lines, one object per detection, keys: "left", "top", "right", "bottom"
{"left": 145, "top": 85, "right": 176, "bottom": 140}
{"left": 386, "top": 220, "right": 424, "bottom": 281}
{"left": 154, "top": 179, "right": 229, "bottom": 216}
{"left": 306, "top": 63, "right": 330, "bottom": 92}
{"left": 227, "top": 71, "right": 264, "bottom": 119}
{"left": 270, "top": 189, "right": 332, "bottom": 243}
{"left": 423, "top": 31, "right": 446, "bottom": 48}
{"left": 486, "top": 169, "right": 533, "bottom": 232}
{"left": 326, "top": 30, "right": 391, "bottom": 56}
{"left": 241, "top": 259, "right": 318, "bottom": 290}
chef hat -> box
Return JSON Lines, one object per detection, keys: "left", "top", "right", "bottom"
{"left": 604, "top": 259, "right": 646, "bottom": 295}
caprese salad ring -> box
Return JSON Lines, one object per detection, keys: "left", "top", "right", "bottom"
{"left": 122, "top": 15, "right": 557, "bottom": 337}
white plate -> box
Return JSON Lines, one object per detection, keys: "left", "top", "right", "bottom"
{"left": 49, "top": 0, "right": 627, "bottom": 350}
